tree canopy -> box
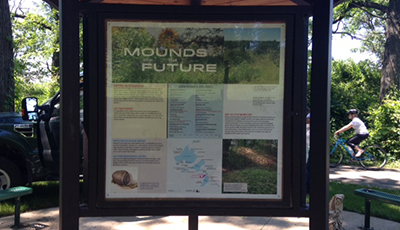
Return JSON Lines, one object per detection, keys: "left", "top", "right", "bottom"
{"left": 7, "top": 0, "right": 62, "bottom": 110}
{"left": 12, "top": 1, "right": 60, "bottom": 82}
{"left": 333, "top": 0, "right": 400, "bottom": 102}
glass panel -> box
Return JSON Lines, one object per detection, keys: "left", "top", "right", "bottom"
{"left": 105, "top": 21, "right": 286, "bottom": 200}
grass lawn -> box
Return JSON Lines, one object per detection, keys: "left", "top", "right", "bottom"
{"left": 330, "top": 181, "right": 400, "bottom": 222}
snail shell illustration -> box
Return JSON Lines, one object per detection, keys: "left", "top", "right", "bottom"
{"left": 112, "top": 170, "right": 134, "bottom": 186}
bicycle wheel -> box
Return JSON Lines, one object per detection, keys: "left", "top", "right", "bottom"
{"left": 329, "top": 144, "right": 343, "bottom": 168}
{"left": 360, "top": 145, "right": 387, "bottom": 170}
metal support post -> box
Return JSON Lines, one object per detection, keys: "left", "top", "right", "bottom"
{"left": 363, "top": 198, "right": 374, "bottom": 230}
{"left": 189, "top": 214, "right": 199, "bottom": 230}
{"left": 13, "top": 197, "right": 21, "bottom": 228}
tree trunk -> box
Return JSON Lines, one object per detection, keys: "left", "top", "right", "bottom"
{"left": 380, "top": 0, "right": 400, "bottom": 103}
{"left": 0, "top": 0, "right": 14, "bottom": 112}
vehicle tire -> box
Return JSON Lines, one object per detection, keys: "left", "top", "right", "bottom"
{"left": 329, "top": 144, "right": 343, "bottom": 168}
{"left": 0, "top": 158, "right": 24, "bottom": 190}
{"left": 360, "top": 145, "right": 387, "bottom": 170}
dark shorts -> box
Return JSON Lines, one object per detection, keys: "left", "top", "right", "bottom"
{"left": 347, "top": 134, "right": 369, "bottom": 149}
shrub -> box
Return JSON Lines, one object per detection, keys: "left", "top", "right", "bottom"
{"left": 330, "top": 60, "right": 380, "bottom": 132}
{"left": 366, "top": 99, "right": 400, "bottom": 160}
{"left": 14, "top": 74, "right": 59, "bottom": 112}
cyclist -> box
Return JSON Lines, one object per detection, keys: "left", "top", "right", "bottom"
{"left": 334, "top": 109, "right": 369, "bottom": 157}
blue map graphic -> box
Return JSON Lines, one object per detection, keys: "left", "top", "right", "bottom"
{"left": 174, "top": 146, "right": 209, "bottom": 187}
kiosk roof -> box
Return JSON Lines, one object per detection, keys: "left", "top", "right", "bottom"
{"left": 43, "top": 0, "right": 346, "bottom": 9}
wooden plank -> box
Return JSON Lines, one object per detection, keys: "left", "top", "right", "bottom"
{"left": 201, "top": 0, "right": 298, "bottom": 6}
{"left": 91, "top": 0, "right": 303, "bottom": 6}
{"left": 94, "top": 0, "right": 191, "bottom": 5}
{"left": 46, "top": 0, "right": 350, "bottom": 8}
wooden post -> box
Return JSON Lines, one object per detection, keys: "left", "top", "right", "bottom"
{"left": 59, "top": 0, "right": 81, "bottom": 229}
{"left": 309, "top": 0, "right": 333, "bottom": 229}
{"left": 189, "top": 214, "right": 199, "bottom": 230}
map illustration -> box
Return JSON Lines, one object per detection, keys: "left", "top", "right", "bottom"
{"left": 167, "top": 139, "right": 222, "bottom": 195}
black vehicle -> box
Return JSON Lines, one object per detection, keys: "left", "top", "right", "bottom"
{"left": 0, "top": 112, "right": 46, "bottom": 190}
{"left": 22, "top": 92, "right": 62, "bottom": 175}
{"left": 0, "top": 88, "right": 83, "bottom": 190}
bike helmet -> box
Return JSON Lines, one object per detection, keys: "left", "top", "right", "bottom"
{"left": 348, "top": 109, "right": 359, "bottom": 115}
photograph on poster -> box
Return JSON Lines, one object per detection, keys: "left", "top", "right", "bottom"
{"left": 105, "top": 21, "right": 285, "bottom": 200}
{"left": 111, "top": 169, "right": 138, "bottom": 189}
{"left": 222, "top": 139, "right": 277, "bottom": 195}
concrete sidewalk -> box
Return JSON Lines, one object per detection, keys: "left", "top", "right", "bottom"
{"left": 1, "top": 207, "right": 400, "bottom": 230}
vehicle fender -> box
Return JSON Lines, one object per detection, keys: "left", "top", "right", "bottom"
{"left": 0, "top": 129, "right": 33, "bottom": 182}
{"left": 0, "top": 129, "right": 33, "bottom": 154}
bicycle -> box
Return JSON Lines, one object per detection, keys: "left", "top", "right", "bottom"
{"left": 329, "top": 135, "right": 387, "bottom": 170}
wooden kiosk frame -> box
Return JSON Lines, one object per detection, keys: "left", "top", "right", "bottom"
{"left": 53, "top": 0, "right": 340, "bottom": 229}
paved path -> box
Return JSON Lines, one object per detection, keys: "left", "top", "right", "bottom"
{"left": 329, "top": 165, "right": 400, "bottom": 189}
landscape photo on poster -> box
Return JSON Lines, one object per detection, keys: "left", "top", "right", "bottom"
{"left": 222, "top": 139, "right": 278, "bottom": 195}
{"left": 110, "top": 24, "right": 281, "bottom": 84}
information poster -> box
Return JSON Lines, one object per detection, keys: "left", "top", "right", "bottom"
{"left": 106, "top": 21, "right": 285, "bottom": 199}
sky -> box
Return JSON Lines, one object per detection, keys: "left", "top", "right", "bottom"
{"left": 331, "top": 33, "right": 378, "bottom": 63}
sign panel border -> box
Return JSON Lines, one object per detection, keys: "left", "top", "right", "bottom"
{"left": 94, "top": 11, "right": 296, "bottom": 214}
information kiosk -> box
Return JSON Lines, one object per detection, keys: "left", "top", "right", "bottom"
{"left": 53, "top": 0, "right": 338, "bottom": 229}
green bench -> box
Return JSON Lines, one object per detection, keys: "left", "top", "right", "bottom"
{"left": 354, "top": 188, "right": 400, "bottom": 230}
{"left": 0, "top": 186, "right": 33, "bottom": 228}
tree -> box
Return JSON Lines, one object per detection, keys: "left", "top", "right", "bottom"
{"left": 330, "top": 59, "right": 381, "bottom": 132}
{"left": 0, "top": 0, "right": 14, "bottom": 112}
{"left": 12, "top": 1, "right": 60, "bottom": 82}
{"left": 8, "top": 0, "right": 62, "bottom": 109}
{"left": 333, "top": 0, "right": 400, "bottom": 103}
{"left": 158, "top": 28, "right": 179, "bottom": 49}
